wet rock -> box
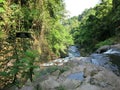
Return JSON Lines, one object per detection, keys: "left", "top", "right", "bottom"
{"left": 96, "top": 44, "right": 120, "bottom": 54}
{"left": 96, "top": 45, "right": 110, "bottom": 53}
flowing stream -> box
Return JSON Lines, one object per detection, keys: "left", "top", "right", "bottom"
{"left": 68, "top": 45, "right": 80, "bottom": 57}
{"left": 40, "top": 45, "right": 120, "bottom": 76}
{"left": 66, "top": 46, "right": 120, "bottom": 80}
{"left": 40, "top": 45, "right": 80, "bottom": 67}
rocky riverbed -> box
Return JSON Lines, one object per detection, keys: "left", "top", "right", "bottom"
{"left": 4, "top": 45, "right": 120, "bottom": 90}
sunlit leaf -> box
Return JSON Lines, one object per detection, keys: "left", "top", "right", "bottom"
{"left": 0, "top": 0, "right": 5, "bottom": 3}
{"left": 0, "top": 7, "right": 5, "bottom": 13}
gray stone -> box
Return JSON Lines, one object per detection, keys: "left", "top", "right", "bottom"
{"left": 96, "top": 45, "right": 110, "bottom": 53}
{"left": 52, "top": 70, "right": 60, "bottom": 76}
{"left": 40, "top": 77, "right": 60, "bottom": 90}
{"left": 76, "top": 84, "right": 101, "bottom": 90}
{"left": 61, "top": 79, "right": 81, "bottom": 89}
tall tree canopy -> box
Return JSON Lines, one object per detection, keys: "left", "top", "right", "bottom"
{"left": 67, "top": 0, "right": 120, "bottom": 54}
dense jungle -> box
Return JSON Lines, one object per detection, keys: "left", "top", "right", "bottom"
{"left": 0, "top": 0, "right": 120, "bottom": 90}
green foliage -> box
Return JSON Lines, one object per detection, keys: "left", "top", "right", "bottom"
{"left": 13, "top": 50, "right": 38, "bottom": 86}
{"left": 25, "top": 50, "right": 39, "bottom": 58}
{"left": 47, "top": 21, "right": 73, "bottom": 56}
{"left": 46, "top": 0, "right": 65, "bottom": 19}
{"left": 0, "top": 71, "right": 8, "bottom": 76}
{"left": 95, "top": 38, "right": 114, "bottom": 48}
{"left": 0, "top": 7, "right": 5, "bottom": 13}
{"left": 0, "top": 0, "right": 5, "bottom": 3}
{"left": 0, "top": 31, "right": 6, "bottom": 38}
{"left": 69, "top": 0, "right": 120, "bottom": 53}
{"left": 0, "top": 0, "right": 5, "bottom": 13}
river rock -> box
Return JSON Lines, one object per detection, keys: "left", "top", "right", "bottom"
{"left": 76, "top": 84, "right": 101, "bottom": 90}
{"left": 18, "top": 86, "right": 35, "bottom": 90}
{"left": 61, "top": 79, "right": 81, "bottom": 89}
{"left": 39, "top": 77, "right": 60, "bottom": 90}
{"left": 51, "top": 70, "right": 60, "bottom": 76}
{"left": 96, "top": 45, "right": 111, "bottom": 53}
{"left": 96, "top": 44, "right": 120, "bottom": 53}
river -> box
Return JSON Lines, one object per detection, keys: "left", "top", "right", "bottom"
{"left": 40, "top": 45, "right": 120, "bottom": 75}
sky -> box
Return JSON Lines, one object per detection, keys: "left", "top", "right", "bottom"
{"left": 64, "top": 0, "right": 100, "bottom": 17}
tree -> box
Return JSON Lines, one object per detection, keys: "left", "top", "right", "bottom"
{"left": 70, "top": 0, "right": 115, "bottom": 53}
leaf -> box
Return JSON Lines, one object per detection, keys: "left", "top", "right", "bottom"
{"left": 20, "top": 57, "right": 30, "bottom": 63}
{"left": 0, "top": 71, "right": 8, "bottom": 76}
{"left": 0, "top": 7, "right": 5, "bottom": 13}
{"left": 25, "top": 50, "right": 38, "bottom": 58}
{"left": 0, "top": 0, "right": 5, "bottom": 3}
{"left": 10, "top": 68, "right": 19, "bottom": 75}
{"left": 0, "top": 31, "right": 7, "bottom": 38}
{"left": 25, "top": 65, "right": 38, "bottom": 69}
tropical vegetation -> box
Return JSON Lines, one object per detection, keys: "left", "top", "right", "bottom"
{"left": 0, "top": 0, "right": 120, "bottom": 89}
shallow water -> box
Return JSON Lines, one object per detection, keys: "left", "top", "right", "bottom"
{"left": 68, "top": 46, "right": 80, "bottom": 57}
{"left": 91, "top": 54, "right": 109, "bottom": 66}
{"left": 90, "top": 49, "right": 120, "bottom": 75}
{"left": 40, "top": 46, "right": 80, "bottom": 67}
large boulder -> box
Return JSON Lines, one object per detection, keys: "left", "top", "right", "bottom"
{"left": 96, "top": 44, "right": 120, "bottom": 53}
{"left": 96, "top": 45, "right": 111, "bottom": 53}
